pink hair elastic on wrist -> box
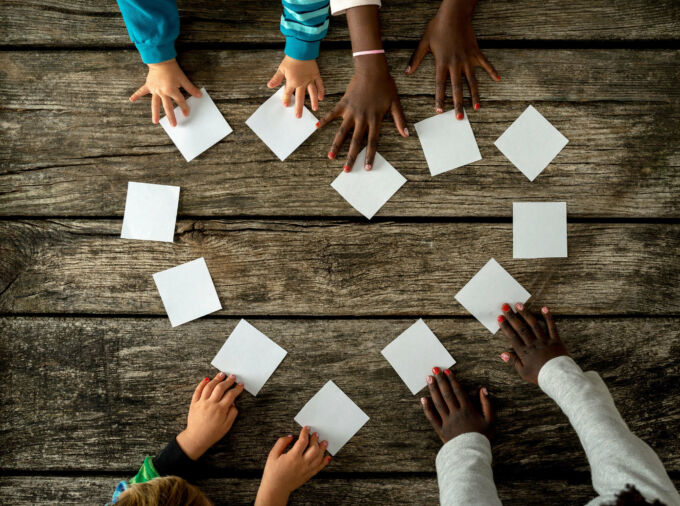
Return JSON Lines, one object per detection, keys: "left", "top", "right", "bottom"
{"left": 352, "top": 49, "right": 385, "bottom": 57}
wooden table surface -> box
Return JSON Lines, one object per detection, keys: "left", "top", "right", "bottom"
{"left": 1, "top": 1, "right": 679, "bottom": 504}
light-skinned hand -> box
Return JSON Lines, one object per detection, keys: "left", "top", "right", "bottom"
{"left": 255, "top": 426, "right": 331, "bottom": 506}
{"left": 175, "top": 372, "right": 244, "bottom": 460}
{"left": 129, "top": 58, "right": 202, "bottom": 127}
{"left": 268, "top": 56, "right": 325, "bottom": 118}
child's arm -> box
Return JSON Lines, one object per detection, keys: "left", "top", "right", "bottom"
{"left": 421, "top": 367, "right": 500, "bottom": 506}
{"left": 268, "top": 0, "right": 330, "bottom": 118}
{"left": 255, "top": 426, "right": 331, "bottom": 506}
{"left": 316, "top": 5, "right": 408, "bottom": 172}
{"left": 498, "top": 304, "right": 680, "bottom": 506}
{"left": 405, "top": 0, "right": 499, "bottom": 119}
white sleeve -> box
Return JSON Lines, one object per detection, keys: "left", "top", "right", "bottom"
{"left": 435, "top": 432, "right": 502, "bottom": 506}
{"left": 329, "top": 0, "right": 381, "bottom": 16}
{"left": 538, "top": 356, "right": 680, "bottom": 506}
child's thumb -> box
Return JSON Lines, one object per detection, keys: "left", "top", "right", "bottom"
{"left": 268, "top": 69, "right": 285, "bottom": 89}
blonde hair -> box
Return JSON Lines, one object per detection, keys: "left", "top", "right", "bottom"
{"left": 116, "top": 476, "right": 212, "bottom": 506}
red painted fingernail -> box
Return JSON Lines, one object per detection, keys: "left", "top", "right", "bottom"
{"left": 542, "top": 306, "right": 549, "bottom": 314}
{"left": 444, "top": 368, "right": 451, "bottom": 376}
{"left": 500, "top": 353, "right": 510, "bottom": 363}
{"left": 501, "top": 303, "right": 510, "bottom": 312}
{"left": 326, "top": 456, "right": 332, "bottom": 462}
{"left": 343, "top": 164, "right": 351, "bottom": 172}
{"left": 432, "top": 367, "right": 440, "bottom": 375}
{"left": 426, "top": 375, "right": 433, "bottom": 384}
{"left": 474, "top": 103, "right": 480, "bottom": 110}
{"left": 315, "top": 121, "right": 320, "bottom": 128}
{"left": 497, "top": 315, "right": 505, "bottom": 323}
{"left": 204, "top": 377, "right": 210, "bottom": 382}
{"left": 328, "top": 151, "right": 336, "bottom": 160}
{"left": 436, "top": 108, "right": 443, "bottom": 114}
{"left": 457, "top": 113, "right": 464, "bottom": 120}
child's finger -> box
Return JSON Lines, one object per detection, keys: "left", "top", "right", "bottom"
{"left": 451, "top": 69, "right": 464, "bottom": 120}
{"left": 218, "top": 382, "right": 244, "bottom": 407}
{"left": 319, "top": 454, "right": 332, "bottom": 470}
{"left": 292, "top": 426, "right": 310, "bottom": 454}
{"left": 171, "top": 92, "right": 190, "bottom": 117}
{"left": 516, "top": 303, "right": 547, "bottom": 342}
{"left": 541, "top": 306, "right": 561, "bottom": 342}
{"left": 478, "top": 53, "right": 500, "bottom": 82}
{"left": 269, "top": 435, "right": 294, "bottom": 457}
{"left": 130, "top": 84, "right": 150, "bottom": 102}
{"left": 420, "top": 396, "right": 443, "bottom": 434}
{"left": 498, "top": 316, "right": 524, "bottom": 353}
{"left": 202, "top": 372, "right": 225, "bottom": 399}
{"left": 445, "top": 369, "right": 468, "bottom": 408}
{"left": 315, "top": 77, "right": 325, "bottom": 101}
{"left": 210, "top": 374, "right": 236, "bottom": 401}
{"left": 318, "top": 102, "right": 343, "bottom": 130}
{"left": 500, "top": 350, "right": 523, "bottom": 372}
{"left": 224, "top": 404, "right": 239, "bottom": 430}
{"left": 465, "top": 66, "right": 480, "bottom": 111}
{"left": 433, "top": 367, "right": 458, "bottom": 412}
{"left": 304, "top": 432, "right": 322, "bottom": 460}
{"left": 479, "top": 387, "right": 494, "bottom": 424}
{"left": 282, "top": 84, "right": 294, "bottom": 107}
{"left": 390, "top": 98, "right": 409, "bottom": 137}
{"left": 406, "top": 38, "right": 429, "bottom": 75}
{"left": 344, "top": 121, "right": 367, "bottom": 171}
{"left": 161, "top": 95, "right": 177, "bottom": 127}
{"left": 308, "top": 83, "right": 319, "bottom": 111}
{"left": 330, "top": 116, "right": 352, "bottom": 162}
{"left": 181, "top": 78, "right": 202, "bottom": 98}
{"left": 295, "top": 87, "right": 304, "bottom": 118}
{"left": 426, "top": 374, "right": 448, "bottom": 417}
{"left": 502, "top": 303, "right": 535, "bottom": 345}
{"left": 434, "top": 62, "right": 447, "bottom": 113}
{"left": 151, "top": 94, "right": 161, "bottom": 124}
{"left": 267, "top": 69, "right": 285, "bottom": 89}
{"left": 364, "top": 120, "right": 381, "bottom": 171}
{"left": 192, "top": 376, "right": 210, "bottom": 402}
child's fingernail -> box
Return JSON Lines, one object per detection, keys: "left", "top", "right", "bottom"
{"left": 321, "top": 440, "right": 328, "bottom": 447}
{"left": 326, "top": 456, "right": 332, "bottom": 462}
{"left": 500, "top": 353, "right": 510, "bottom": 363}
{"left": 444, "top": 368, "right": 451, "bottom": 376}
{"left": 304, "top": 426, "right": 309, "bottom": 431}
{"left": 420, "top": 397, "right": 427, "bottom": 405}
{"left": 204, "top": 377, "right": 210, "bottom": 382}
{"left": 516, "top": 303, "right": 524, "bottom": 311}
{"left": 432, "top": 367, "right": 440, "bottom": 375}
{"left": 218, "top": 371, "right": 225, "bottom": 378}
{"left": 405, "top": 65, "right": 411, "bottom": 74}
{"left": 343, "top": 164, "right": 351, "bottom": 172}
{"left": 501, "top": 303, "right": 510, "bottom": 312}
{"left": 315, "top": 121, "right": 320, "bottom": 128}
{"left": 238, "top": 382, "right": 244, "bottom": 388}
{"left": 287, "top": 434, "right": 293, "bottom": 438}
{"left": 457, "top": 113, "right": 464, "bottom": 120}
{"left": 365, "top": 164, "right": 372, "bottom": 171}
{"left": 426, "top": 375, "right": 433, "bottom": 384}
{"left": 436, "top": 108, "right": 443, "bottom": 114}
{"left": 482, "top": 387, "right": 488, "bottom": 396}
{"left": 542, "top": 306, "right": 549, "bottom": 314}
{"left": 497, "top": 315, "right": 505, "bottom": 323}
{"left": 328, "top": 151, "right": 336, "bottom": 160}
{"left": 228, "top": 374, "right": 236, "bottom": 380}
{"left": 496, "top": 75, "right": 501, "bottom": 81}
{"left": 474, "top": 103, "right": 480, "bottom": 110}
{"left": 404, "top": 128, "right": 409, "bottom": 137}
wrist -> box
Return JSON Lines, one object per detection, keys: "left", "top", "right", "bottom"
{"left": 147, "top": 58, "right": 177, "bottom": 69}
{"left": 353, "top": 53, "right": 388, "bottom": 74}
{"left": 176, "top": 429, "right": 207, "bottom": 461}
{"left": 255, "top": 482, "right": 290, "bottom": 506}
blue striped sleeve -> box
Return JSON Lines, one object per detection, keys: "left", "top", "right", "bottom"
{"left": 280, "top": 0, "right": 330, "bottom": 60}
{"left": 116, "top": 0, "right": 179, "bottom": 64}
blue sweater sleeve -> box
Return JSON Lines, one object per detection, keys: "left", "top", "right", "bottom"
{"left": 116, "top": 0, "right": 179, "bottom": 64}
{"left": 280, "top": 0, "right": 330, "bottom": 60}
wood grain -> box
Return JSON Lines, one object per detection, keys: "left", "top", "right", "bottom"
{"left": 1, "top": 317, "right": 678, "bottom": 475}
{"left": 2, "top": 0, "right": 679, "bottom": 46}
{"left": 1, "top": 50, "right": 678, "bottom": 218}
{"left": 0, "top": 220, "right": 678, "bottom": 316}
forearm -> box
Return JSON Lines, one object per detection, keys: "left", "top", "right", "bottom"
{"left": 435, "top": 432, "right": 502, "bottom": 506}
{"left": 539, "top": 356, "right": 680, "bottom": 505}
{"left": 280, "top": 0, "right": 330, "bottom": 60}
{"left": 254, "top": 484, "right": 290, "bottom": 506}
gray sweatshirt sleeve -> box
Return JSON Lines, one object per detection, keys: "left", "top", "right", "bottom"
{"left": 538, "top": 355, "right": 680, "bottom": 506}
{"left": 435, "top": 431, "right": 502, "bottom": 506}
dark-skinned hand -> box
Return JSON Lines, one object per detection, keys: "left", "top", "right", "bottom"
{"left": 318, "top": 55, "right": 408, "bottom": 172}
{"left": 498, "top": 303, "right": 569, "bottom": 385}
{"left": 421, "top": 366, "right": 494, "bottom": 444}
{"left": 406, "top": 0, "right": 499, "bottom": 118}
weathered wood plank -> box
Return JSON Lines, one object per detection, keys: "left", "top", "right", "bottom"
{"left": 1, "top": 50, "right": 678, "bottom": 218}
{"left": 0, "top": 220, "right": 677, "bottom": 315}
{"left": 2, "top": 0, "right": 679, "bottom": 45}
{"left": 0, "top": 475, "right": 603, "bottom": 506}
{"left": 1, "top": 317, "right": 678, "bottom": 476}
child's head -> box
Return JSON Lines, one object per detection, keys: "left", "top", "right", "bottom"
{"left": 116, "top": 476, "right": 212, "bottom": 506}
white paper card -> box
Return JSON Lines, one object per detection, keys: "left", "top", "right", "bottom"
{"left": 455, "top": 258, "right": 531, "bottom": 334}
{"left": 381, "top": 319, "right": 456, "bottom": 395}
{"left": 294, "top": 381, "right": 369, "bottom": 455}
{"left": 121, "top": 182, "right": 179, "bottom": 242}
{"left": 159, "top": 88, "right": 232, "bottom": 162}
{"left": 414, "top": 110, "right": 482, "bottom": 176}
{"left": 245, "top": 88, "right": 318, "bottom": 161}
{"left": 494, "top": 105, "right": 568, "bottom": 181}
{"left": 513, "top": 202, "right": 568, "bottom": 259}
{"left": 330, "top": 149, "right": 406, "bottom": 219}
{"left": 211, "top": 319, "right": 287, "bottom": 396}
{"left": 153, "top": 258, "right": 222, "bottom": 327}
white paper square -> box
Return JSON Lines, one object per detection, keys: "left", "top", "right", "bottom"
{"left": 211, "top": 319, "right": 287, "bottom": 396}
{"left": 330, "top": 149, "right": 406, "bottom": 219}
{"left": 160, "top": 88, "right": 232, "bottom": 162}
{"left": 455, "top": 258, "right": 531, "bottom": 334}
{"left": 414, "top": 110, "right": 482, "bottom": 176}
{"left": 121, "top": 182, "right": 179, "bottom": 242}
{"left": 513, "top": 202, "right": 568, "bottom": 259}
{"left": 381, "top": 319, "right": 456, "bottom": 395}
{"left": 152, "top": 258, "right": 222, "bottom": 327}
{"left": 245, "top": 88, "right": 318, "bottom": 161}
{"left": 494, "top": 105, "right": 568, "bottom": 181}
{"left": 294, "top": 381, "right": 369, "bottom": 455}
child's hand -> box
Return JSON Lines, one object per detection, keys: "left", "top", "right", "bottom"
{"left": 129, "top": 58, "right": 202, "bottom": 127}
{"left": 268, "top": 56, "right": 325, "bottom": 118}
{"left": 421, "top": 367, "right": 494, "bottom": 444}
{"left": 175, "top": 372, "right": 244, "bottom": 460}
{"left": 498, "top": 304, "right": 569, "bottom": 384}
{"left": 405, "top": 0, "right": 499, "bottom": 118}
{"left": 317, "top": 56, "right": 408, "bottom": 171}
{"left": 255, "top": 426, "right": 331, "bottom": 506}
